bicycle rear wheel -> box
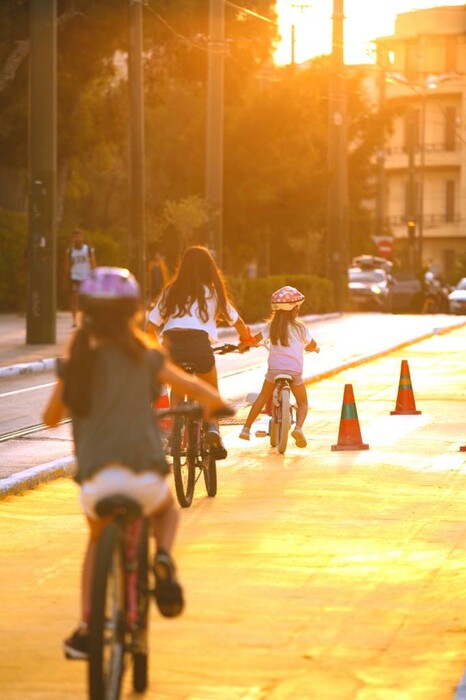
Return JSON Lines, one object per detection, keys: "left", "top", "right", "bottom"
{"left": 89, "top": 523, "right": 126, "bottom": 700}
{"left": 132, "top": 521, "right": 149, "bottom": 693}
{"left": 202, "top": 428, "right": 217, "bottom": 497}
{"left": 172, "top": 414, "right": 196, "bottom": 507}
{"left": 277, "top": 387, "right": 291, "bottom": 454}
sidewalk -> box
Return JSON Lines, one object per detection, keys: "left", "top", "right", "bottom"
{"left": 0, "top": 311, "right": 72, "bottom": 375}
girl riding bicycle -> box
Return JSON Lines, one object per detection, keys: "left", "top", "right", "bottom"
{"left": 43, "top": 267, "right": 229, "bottom": 660}
{"left": 146, "top": 245, "right": 253, "bottom": 460}
{"left": 239, "top": 286, "right": 319, "bottom": 448}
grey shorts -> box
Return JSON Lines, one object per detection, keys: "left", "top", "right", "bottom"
{"left": 265, "top": 369, "right": 304, "bottom": 386}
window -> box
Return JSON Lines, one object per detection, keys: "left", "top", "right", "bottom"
{"left": 445, "top": 180, "right": 455, "bottom": 223}
{"left": 445, "top": 107, "right": 456, "bottom": 151}
{"left": 404, "top": 110, "right": 420, "bottom": 152}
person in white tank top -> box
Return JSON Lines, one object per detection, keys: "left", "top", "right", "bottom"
{"left": 64, "top": 229, "right": 96, "bottom": 327}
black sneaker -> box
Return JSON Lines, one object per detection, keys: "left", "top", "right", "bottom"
{"left": 153, "top": 550, "right": 184, "bottom": 618}
{"left": 206, "top": 427, "right": 228, "bottom": 460}
{"left": 63, "top": 628, "right": 89, "bottom": 660}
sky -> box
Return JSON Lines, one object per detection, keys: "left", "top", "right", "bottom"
{"left": 274, "top": 0, "right": 466, "bottom": 65}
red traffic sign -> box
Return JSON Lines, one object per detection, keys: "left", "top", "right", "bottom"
{"left": 376, "top": 239, "right": 393, "bottom": 258}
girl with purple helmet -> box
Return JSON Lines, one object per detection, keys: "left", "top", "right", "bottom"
{"left": 43, "top": 267, "right": 229, "bottom": 660}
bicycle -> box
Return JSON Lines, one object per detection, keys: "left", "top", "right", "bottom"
{"left": 88, "top": 401, "right": 233, "bottom": 699}
{"left": 254, "top": 344, "right": 320, "bottom": 455}
{"left": 88, "top": 494, "right": 151, "bottom": 700}
{"left": 164, "top": 349, "right": 238, "bottom": 508}
{"left": 255, "top": 374, "right": 296, "bottom": 454}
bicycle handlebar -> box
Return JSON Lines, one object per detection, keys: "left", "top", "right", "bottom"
{"left": 213, "top": 343, "right": 241, "bottom": 354}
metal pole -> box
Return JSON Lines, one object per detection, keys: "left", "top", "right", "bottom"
{"left": 128, "top": 0, "right": 146, "bottom": 299}
{"left": 418, "top": 89, "right": 426, "bottom": 269}
{"left": 27, "top": 0, "right": 57, "bottom": 344}
{"left": 407, "top": 111, "right": 417, "bottom": 268}
{"left": 326, "top": 0, "right": 348, "bottom": 310}
{"left": 206, "top": 0, "right": 225, "bottom": 265}
{"left": 375, "top": 45, "right": 386, "bottom": 238}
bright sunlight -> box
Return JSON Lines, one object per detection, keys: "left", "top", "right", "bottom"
{"left": 274, "top": 0, "right": 466, "bottom": 66}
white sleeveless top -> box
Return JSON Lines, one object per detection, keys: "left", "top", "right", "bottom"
{"left": 69, "top": 244, "right": 93, "bottom": 281}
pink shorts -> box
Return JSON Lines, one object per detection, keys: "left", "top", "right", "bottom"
{"left": 80, "top": 465, "right": 169, "bottom": 520}
{"left": 265, "top": 369, "right": 304, "bottom": 386}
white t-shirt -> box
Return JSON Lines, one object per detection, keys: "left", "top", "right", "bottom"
{"left": 148, "top": 285, "right": 239, "bottom": 342}
{"left": 69, "top": 244, "right": 93, "bottom": 282}
{"left": 262, "top": 322, "right": 313, "bottom": 375}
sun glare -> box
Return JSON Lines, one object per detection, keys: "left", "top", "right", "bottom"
{"left": 274, "top": 0, "right": 466, "bottom": 66}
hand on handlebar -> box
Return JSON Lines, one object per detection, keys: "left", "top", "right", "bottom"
{"left": 238, "top": 327, "right": 261, "bottom": 353}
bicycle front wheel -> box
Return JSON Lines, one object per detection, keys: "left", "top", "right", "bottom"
{"left": 89, "top": 523, "right": 126, "bottom": 700}
{"left": 277, "top": 387, "right": 291, "bottom": 454}
{"left": 132, "top": 520, "right": 150, "bottom": 693}
{"left": 172, "top": 414, "right": 196, "bottom": 507}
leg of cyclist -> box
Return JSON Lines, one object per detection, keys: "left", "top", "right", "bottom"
{"left": 239, "top": 379, "right": 275, "bottom": 440}
{"left": 290, "top": 381, "right": 308, "bottom": 448}
{"left": 198, "top": 364, "right": 228, "bottom": 460}
{"left": 150, "top": 490, "right": 184, "bottom": 618}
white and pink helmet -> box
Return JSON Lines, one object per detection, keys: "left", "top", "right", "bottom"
{"left": 271, "top": 286, "right": 305, "bottom": 311}
{"left": 79, "top": 267, "right": 140, "bottom": 300}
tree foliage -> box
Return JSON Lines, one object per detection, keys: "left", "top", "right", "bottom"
{"left": 0, "top": 1, "right": 390, "bottom": 309}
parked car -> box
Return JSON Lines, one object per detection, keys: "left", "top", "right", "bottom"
{"left": 390, "top": 269, "right": 423, "bottom": 314}
{"left": 348, "top": 265, "right": 393, "bottom": 312}
{"left": 448, "top": 277, "right": 466, "bottom": 314}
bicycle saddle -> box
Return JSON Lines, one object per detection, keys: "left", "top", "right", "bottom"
{"left": 95, "top": 494, "right": 142, "bottom": 519}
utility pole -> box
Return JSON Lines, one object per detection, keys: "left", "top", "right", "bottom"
{"left": 206, "top": 0, "right": 225, "bottom": 265}
{"left": 326, "top": 0, "right": 348, "bottom": 310}
{"left": 128, "top": 0, "right": 146, "bottom": 298}
{"left": 27, "top": 0, "right": 57, "bottom": 344}
{"left": 406, "top": 110, "right": 417, "bottom": 268}
{"left": 375, "top": 43, "right": 386, "bottom": 239}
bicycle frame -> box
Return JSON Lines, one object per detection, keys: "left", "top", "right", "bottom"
{"left": 89, "top": 495, "right": 150, "bottom": 699}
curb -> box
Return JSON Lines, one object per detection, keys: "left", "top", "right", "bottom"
{"left": 303, "top": 318, "right": 466, "bottom": 386}
{"left": 0, "top": 456, "right": 76, "bottom": 500}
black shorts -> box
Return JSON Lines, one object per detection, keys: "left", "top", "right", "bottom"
{"left": 162, "top": 329, "right": 215, "bottom": 375}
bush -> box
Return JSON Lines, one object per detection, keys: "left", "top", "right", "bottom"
{"left": 226, "top": 274, "right": 334, "bottom": 323}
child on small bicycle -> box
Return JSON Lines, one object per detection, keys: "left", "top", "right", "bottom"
{"left": 239, "top": 286, "right": 319, "bottom": 448}
{"left": 146, "top": 245, "right": 254, "bottom": 460}
{"left": 43, "top": 267, "right": 230, "bottom": 660}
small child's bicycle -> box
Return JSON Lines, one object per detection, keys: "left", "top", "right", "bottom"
{"left": 253, "top": 343, "right": 320, "bottom": 455}
{"left": 255, "top": 373, "right": 296, "bottom": 454}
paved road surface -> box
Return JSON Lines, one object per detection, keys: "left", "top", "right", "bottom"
{"left": 1, "top": 326, "right": 466, "bottom": 698}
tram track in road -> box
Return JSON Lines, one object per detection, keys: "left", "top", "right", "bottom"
{"left": 0, "top": 418, "right": 70, "bottom": 443}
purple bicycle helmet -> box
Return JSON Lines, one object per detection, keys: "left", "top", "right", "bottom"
{"left": 79, "top": 267, "right": 141, "bottom": 300}
{"left": 271, "top": 286, "right": 305, "bottom": 311}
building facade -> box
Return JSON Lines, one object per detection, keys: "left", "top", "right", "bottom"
{"left": 375, "top": 5, "right": 466, "bottom": 279}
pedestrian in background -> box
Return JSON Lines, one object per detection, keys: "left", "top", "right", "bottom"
{"left": 63, "top": 229, "right": 96, "bottom": 327}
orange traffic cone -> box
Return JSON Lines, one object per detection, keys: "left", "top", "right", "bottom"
{"left": 153, "top": 385, "right": 171, "bottom": 434}
{"left": 390, "top": 360, "right": 421, "bottom": 415}
{"left": 331, "top": 384, "right": 369, "bottom": 451}
{"left": 460, "top": 444, "right": 466, "bottom": 452}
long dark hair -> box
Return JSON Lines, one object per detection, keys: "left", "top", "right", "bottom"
{"left": 269, "top": 309, "right": 306, "bottom": 346}
{"left": 63, "top": 299, "right": 151, "bottom": 417}
{"left": 159, "top": 246, "right": 232, "bottom": 323}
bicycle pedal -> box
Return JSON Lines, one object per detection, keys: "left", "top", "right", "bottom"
{"left": 255, "top": 430, "right": 268, "bottom": 438}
